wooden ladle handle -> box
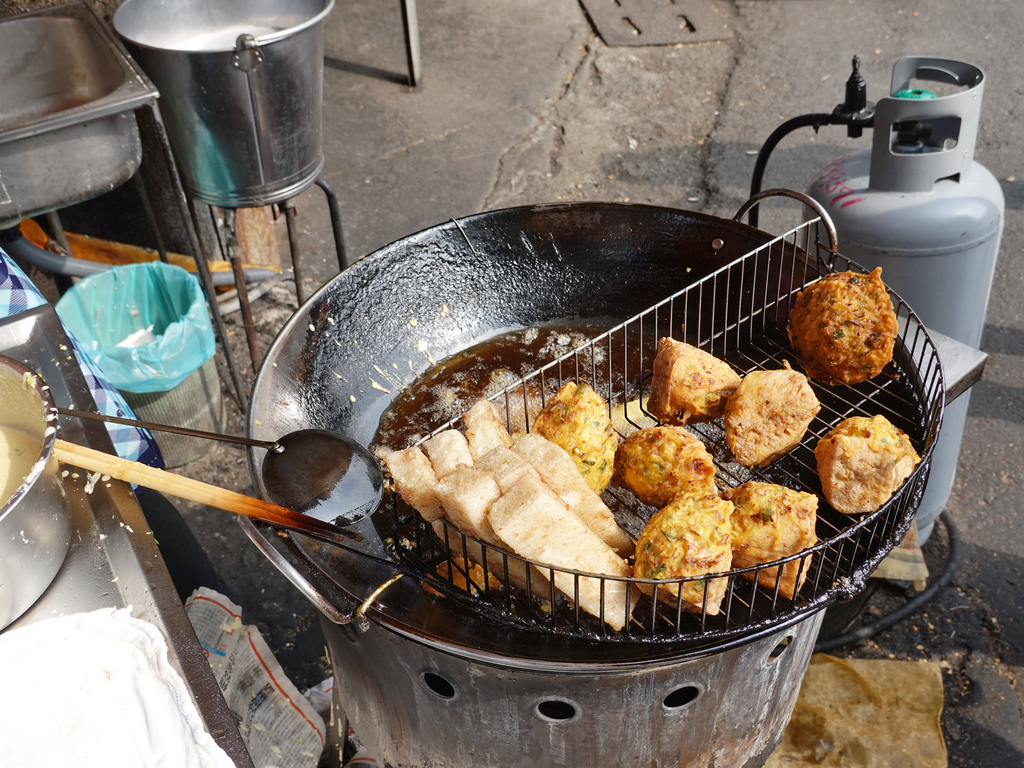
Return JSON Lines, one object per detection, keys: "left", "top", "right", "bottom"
{"left": 54, "top": 439, "right": 353, "bottom": 545}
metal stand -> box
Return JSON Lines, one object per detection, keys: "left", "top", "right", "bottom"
{"left": 200, "top": 171, "right": 348, "bottom": 369}
{"left": 314, "top": 176, "right": 348, "bottom": 271}
{"left": 400, "top": 0, "right": 421, "bottom": 87}
{"left": 141, "top": 105, "right": 250, "bottom": 412}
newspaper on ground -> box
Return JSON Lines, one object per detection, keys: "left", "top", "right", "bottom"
{"left": 185, "top": 587, "right": 326, "bottom": 768}
{"left": 871, "top": 519, "right": 929, "bottom": 590}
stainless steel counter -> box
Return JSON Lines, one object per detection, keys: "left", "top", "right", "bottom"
{"left": 0, "top": 305, "right": 254, "bottom": 768}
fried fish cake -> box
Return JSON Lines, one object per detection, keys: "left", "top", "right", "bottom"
{"left": 788, "top": 267, "right": 898, "bottom": 385}
{"left": 724, "top": 362, "right": 820, "bottom": 467}
{"left": 613, "top": 425, "right": 716, "bottom": 508}
{"left": 720, "top": 481, "right": 817, "bottom": 599}
{"left": 815, "top": 415, "right": 921, "bottom": 514}
{"left": 648, "top": 337, "right": 742, "bottom": 425}
{"left": 633, "top": 493, "right": 733, "bottom": 615}
{"left": 531, "top": 381, "right": 618, "bottom": 493}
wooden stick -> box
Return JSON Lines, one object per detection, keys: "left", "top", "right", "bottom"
{"left": 54, "top": 439, "right": 351, "bottom": 545}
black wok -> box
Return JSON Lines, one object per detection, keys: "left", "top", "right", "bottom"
{"left": 246, "top": 202, "right": 775, "bottom": 455}
{"left": 241, "top": 201, "right": 804, "bottom": 664}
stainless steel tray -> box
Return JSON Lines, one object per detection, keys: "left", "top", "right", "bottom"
{"left": 0, "top": 305, "right": 252, "bottom": 768}
{"left": 0, "top": 0, "right": 159, "bottom": 227}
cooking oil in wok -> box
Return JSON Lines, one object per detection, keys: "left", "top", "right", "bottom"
{"left": 374, "top": 319, "right": 650, "bottom": 451}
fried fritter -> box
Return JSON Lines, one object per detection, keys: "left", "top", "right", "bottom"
{"left": 531, "top": 381, "right": 618, "bottom": 493}
{"left": 815, "top": 415, "right": 921, "bottom": 515}
{"left": 613, "top": 425, "right": 717, "bottom": 508}
{"left": 648, "top": 337, "right": 742, "bottom": 425}
{"left": 720, "top": 481, "right": 818, "bottom": 599}
{"left": 788, "top": 267, "right": 898, "bottom": 385}
{"left": 724, "top": 362, "right": 820, "bottom": 467}
{"left": 633, "top": 493, "right": 733, "bottom": 615}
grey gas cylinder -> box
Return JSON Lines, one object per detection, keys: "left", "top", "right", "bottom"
{"left": 807, "top": 57, "right": 1004, "bottom": 543}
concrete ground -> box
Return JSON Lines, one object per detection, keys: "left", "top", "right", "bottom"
{"left": 150, "top": 0, "right": 1024, "bottom": 765}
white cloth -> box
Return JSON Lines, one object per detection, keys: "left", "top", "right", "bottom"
{"left": 0, "top": 607, "right": 235, "bottom": 768}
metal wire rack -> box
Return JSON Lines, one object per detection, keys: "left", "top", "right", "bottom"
{"left": 386, "top": 218, "right": 945, "bottom": 647}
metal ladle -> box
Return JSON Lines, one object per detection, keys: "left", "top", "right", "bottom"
{"left": 59, "top": 408, "right": 383, "bottom": 526}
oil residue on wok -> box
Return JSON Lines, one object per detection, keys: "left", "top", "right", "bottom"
{"left": 373, "top": 318, "right": 643, "bottom": 451}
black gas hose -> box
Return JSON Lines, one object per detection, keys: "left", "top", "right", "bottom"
{"left": 814, "top": 510, "right": 961, "bottom": 654}
{"left": 747, "top": 56, "right": 875, "bottom": 229}
{"left": 747, "top": 112, "right": 848, "bottom": 230}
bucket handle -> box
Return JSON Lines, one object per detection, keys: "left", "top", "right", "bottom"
{"left": 250, "top": 0, "right": 336, "bottom": 46}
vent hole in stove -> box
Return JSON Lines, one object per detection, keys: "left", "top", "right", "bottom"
{"left": 768, "top": 635, "right": 793, "bottom": 662}
{"left": 662, "top": 685, "right": 702, "bottom": 711}
{"left": 536, "top": 699, "right": 579, "bottom": 722}
{"left": 421, "top": 671, "right": 457, "bottom": 700}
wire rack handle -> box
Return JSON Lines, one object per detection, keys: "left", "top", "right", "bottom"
{"left": 733, "top": 188, "right": 840, "bottom": 263}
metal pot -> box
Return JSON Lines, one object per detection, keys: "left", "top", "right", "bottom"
{"left": 0, "top": 355, "right": 70, "bottom": 630}
{"left": 113, "top": 0, "right": 333, "bottom": 207}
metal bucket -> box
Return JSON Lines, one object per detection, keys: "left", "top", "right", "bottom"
{"left": 113, "top": 0, "right": 334, "bottom": 207}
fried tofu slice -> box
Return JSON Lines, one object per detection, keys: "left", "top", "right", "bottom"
{"left": 531, "top": 381, "right": 618, "bottom": 493}
{"left": 489, "top": 474, "right": 633, "bottom": 631}
{"left": 474, "top": 444, "right": 542, "bottom": 494}
{"left": 724, "top": 362, "right": 820, "bottom": 467}
{"left": 613, "top": 425, "right": 717, "bottom": 508}
{"left": 430, "top": 520, "right": 547, "bottom": 593}
{"left": 513, "top": 432, "right": 633, "bottom": 557}
{"left": 435, "top": 465, "right": 502, "bottom": 545}
{"left": 633, "top": 493, "right": 733, "bottom": 616}
{"left": 463, "top": 398, "right": 514, "bottom": 460}
{"left": 815, "top": 415, "right": 921, "bottom": 514}
{"left": 721, "top": 481, "right": 818, "bottom": 599}
{"left": 422, "top": 429, "right": 474, "bottom": 478}
{"left": 380, "top": 447, "right": 445, "bottom": 522}
{"left": 648, "top": 337, "right": 742, "bottom": 425}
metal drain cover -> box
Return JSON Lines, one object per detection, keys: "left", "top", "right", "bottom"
{"left": 579, "top": 0, "right": 735, "bottom": 47}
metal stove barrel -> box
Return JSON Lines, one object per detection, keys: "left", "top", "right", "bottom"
{"left": 238, "top": 200, "right": 955, "bottom": 767}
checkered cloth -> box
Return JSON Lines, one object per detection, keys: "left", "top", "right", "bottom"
{"left": 0, "top": 247, "right": 163, "bottom": 468}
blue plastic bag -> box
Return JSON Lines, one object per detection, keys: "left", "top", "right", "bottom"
{"left": 55, "top": 262, "right": 215, "bottom": 394}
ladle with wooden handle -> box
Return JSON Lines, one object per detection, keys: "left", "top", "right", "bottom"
{"left": 56, "top": 408, "right": 384, "bottom": 527}
{"left": 53, "top": 439, "right": 362, "bottom": 545}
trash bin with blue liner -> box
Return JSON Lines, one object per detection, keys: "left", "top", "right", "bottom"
{"left": 55, "top": 261, "right": 223, "bottom": 467}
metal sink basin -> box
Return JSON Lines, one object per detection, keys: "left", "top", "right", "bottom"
{"left": 0, "top": 0, "right": 158, "bottom": 230}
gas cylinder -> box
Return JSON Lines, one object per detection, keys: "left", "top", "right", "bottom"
{"left": 807, "top": 57, "right": 1004, "bottom": 543}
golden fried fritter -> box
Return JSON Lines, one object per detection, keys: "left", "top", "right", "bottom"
{"left": 724, "top": 362, "right": 820, "bottom": 467}
{"left": 648, "top": 337, "right": 742, "bottom": 425}
{"left": 531, "top": 381, "right": 618, "bottom": 493}
{"left": 788, "top": 267, "right": 898, "bottom": 385}
{"left": 815, "top": 415, "right": 921, "bottom": 514}
{"left": 613, "top": 425, "right": 716, "bottom": 508}
{"left": 720, "top": 481, "right": 818, "bottom": 599}
{"left": 633, "top": 494, "right": 733, "bottom": 615}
